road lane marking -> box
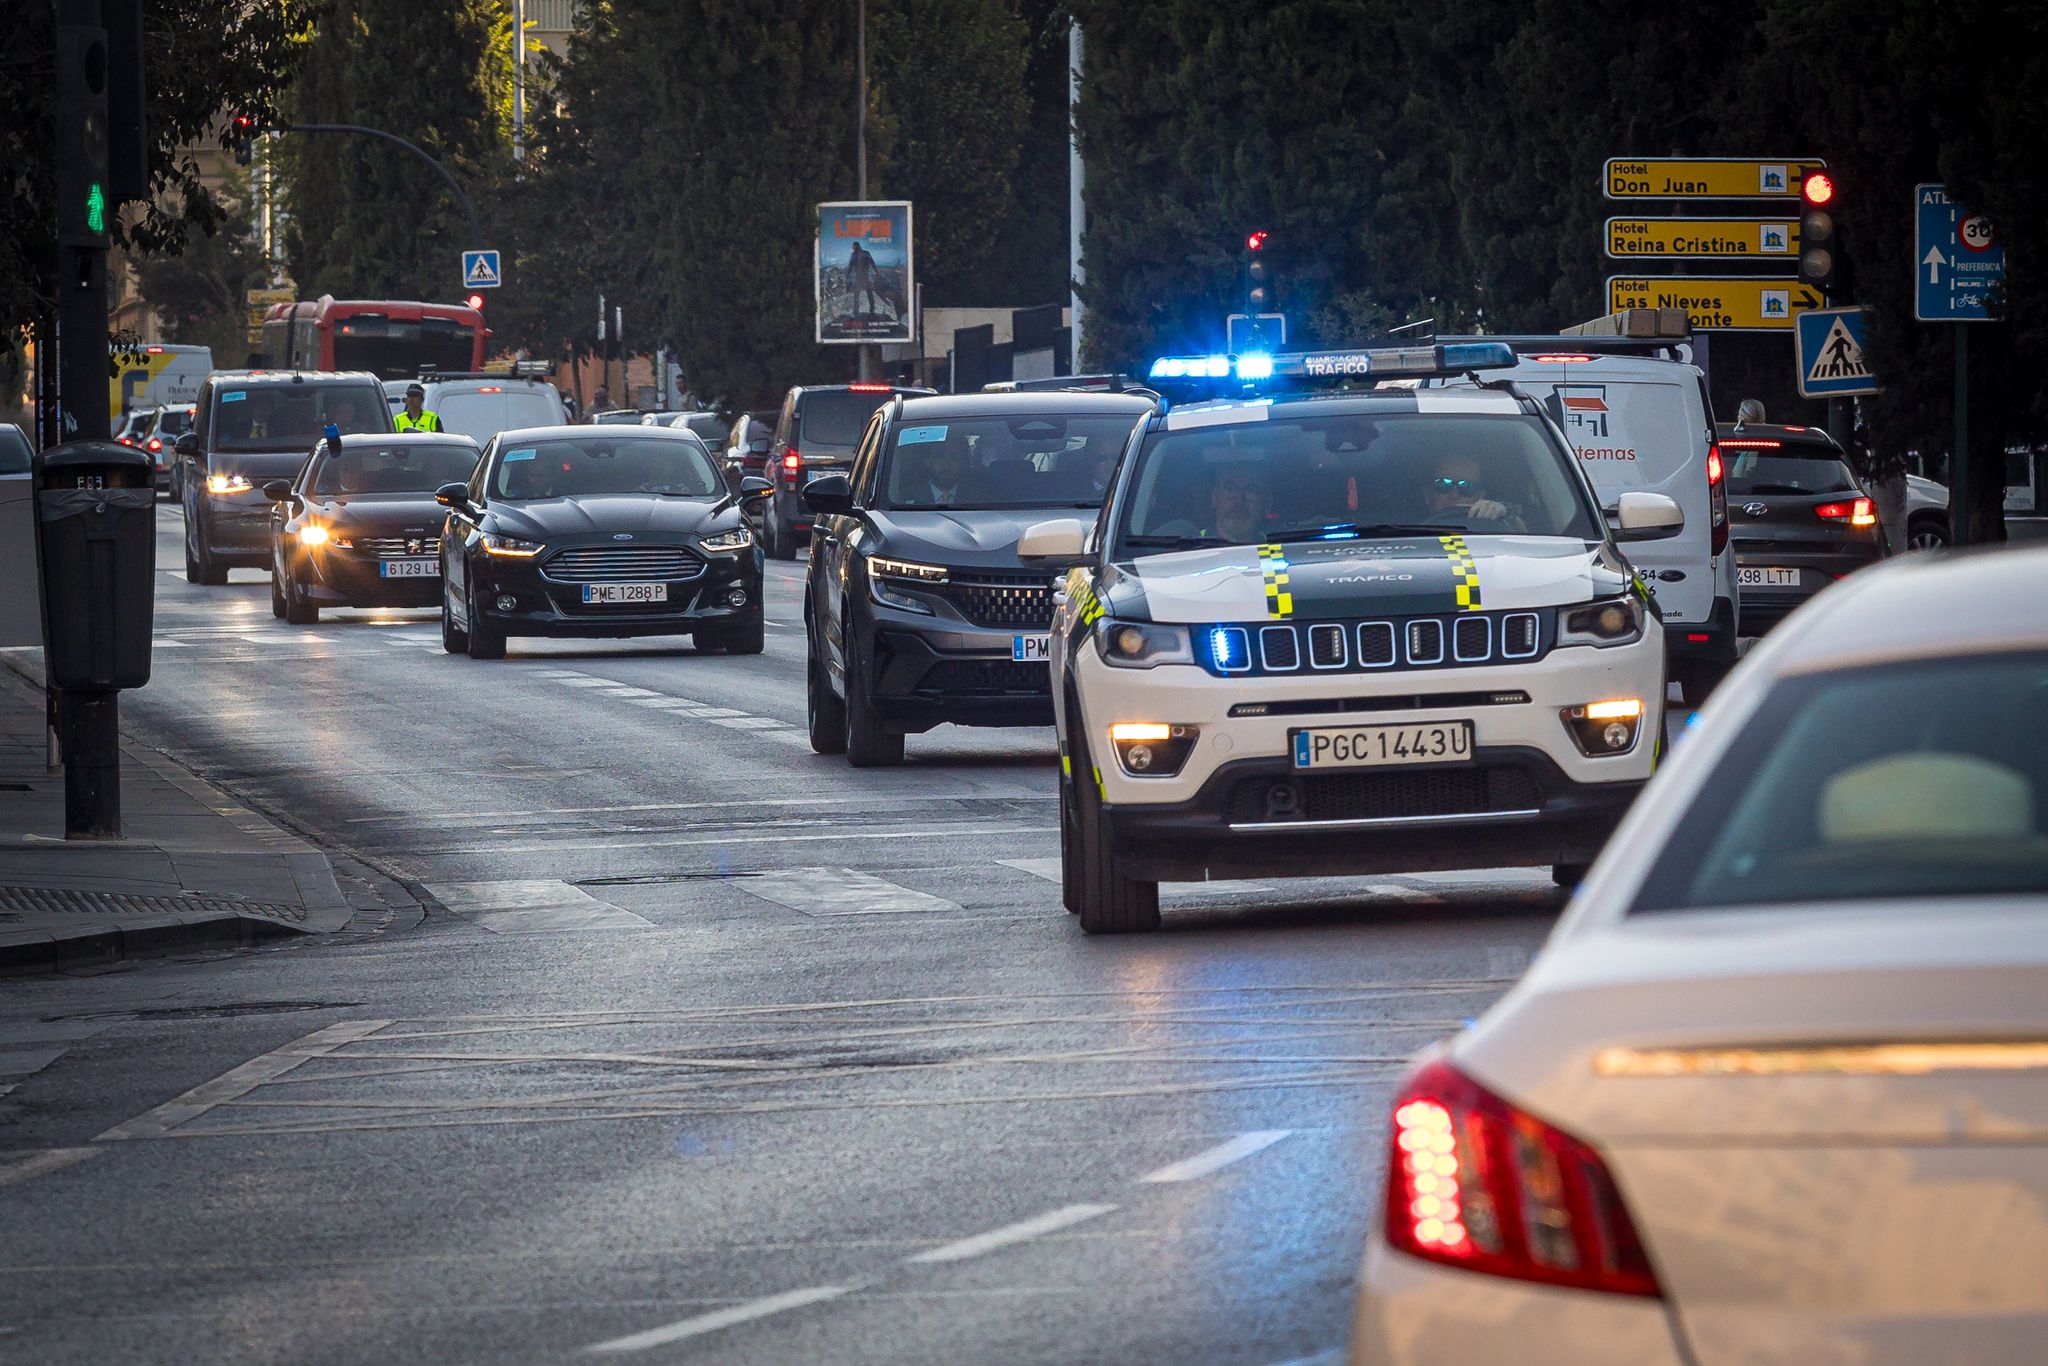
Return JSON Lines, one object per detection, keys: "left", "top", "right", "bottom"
{"left": 96, "top": 1020, "right": 392, "bottom": 1141}
{"left": 0, "top": 1148, "right": 99, "bottom": 1186}
{"left": 603, "top": 687, "right": 660, "bottom": 698}
{"left": 552, "top": 678, "right": 625, "bottom": 688}
{"left": 906, "top": 1204, "right": 1117, "bottom": 1265}
{"left": 1137, "top": 1130, "right": 1292, "bottom": 1184}
{"left": 583, "top": 1285, "right": 854, "bottom": 1354}
{"left": 728, "top": 868, "right": 962, "bottom": 916}
{"left": 708, "top": 716, "right": 786, "bottom": 730}
{"left": 425, "top": 880, "right": 653, "bottom": 933}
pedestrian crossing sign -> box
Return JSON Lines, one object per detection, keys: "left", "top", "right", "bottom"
{"left": 1795, "top": 306, "right": 1879, "bottom": 398}
{"left": 461, "top": 249, "right": 502, "bottom": 290}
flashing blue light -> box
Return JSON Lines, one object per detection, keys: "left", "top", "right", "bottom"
{"left": 1235, "top": 352, "right": 1273, "bottom": 381}
{"left": 1209, "top": 626, "right": 1250, "bottom": 672}
{"left": 1148, "top": 354, "right": 1233, "bottom": 380}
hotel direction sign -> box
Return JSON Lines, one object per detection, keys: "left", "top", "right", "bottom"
{"left": 1604, "top": 158, "right": 1824, "bottom": 201}
{"left": 1606, "top": 217, "right": 1798, "bottom": 261}
{"left": 1606, "top": 275, "right": 1825, "bottom": 331}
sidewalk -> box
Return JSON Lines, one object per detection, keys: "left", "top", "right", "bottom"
{"left": 0, "top": 655, "right": 415, "bottom": 973}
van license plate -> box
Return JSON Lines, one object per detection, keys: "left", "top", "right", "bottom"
{"left": 1292, "top": 722, "right": 1473, "bottom": 770}
{"left": 1012, "top": 634, "right": 1051, "bottom": 662}
{"left": 582, "top": 583, "right": 667, "bottom": 604}
{"left": 379, "top": 559, "right": 438, "bottom": 578}
{"left": 1738, "top": 566, "right": 1799, "bottom": 587}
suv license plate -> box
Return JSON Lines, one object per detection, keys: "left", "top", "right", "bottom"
{"left": 1738, "top": 566, "right": 1799, "bottom": 587}
{"left": 1012, "top": 634, "right": 1051, "bottom": 662}
{"left": 378, "top": 558, "right": 438, "bottom": 578}
{"left": 582, "top": 583, "right": 668, "bottom": 604}
{"left": 1292, "top": 721, "right": 1473, "bottom": 770}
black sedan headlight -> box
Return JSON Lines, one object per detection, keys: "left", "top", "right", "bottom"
{"left": 699, "top": 527, "right": 753, "bottom": 554}
{"left": 1094, "top": 619, "right": 1193, "bottom": 668}
{"left": 1558, "top": 595, "right": 1645, "bottom": 648}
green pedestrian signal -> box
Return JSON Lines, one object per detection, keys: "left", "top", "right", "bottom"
{"left": 86, "top": 182, "right": 107, "bottom": 235}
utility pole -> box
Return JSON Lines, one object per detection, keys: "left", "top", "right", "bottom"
{"left": 855, "top": 0, "right": 877, "bottom": 382}
{"left": 512, "top": 0, "right": 526, "bottom": 164}
{"left": 1069, "top": 20, "right": 1085, "bottom": 370}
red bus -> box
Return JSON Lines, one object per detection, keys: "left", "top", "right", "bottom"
{"left": 260, "top": 296, "right": 488, "bottom": 379}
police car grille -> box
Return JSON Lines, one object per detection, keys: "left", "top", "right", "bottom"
{"left": 1207, "top": 611, "right": 1548, "bottom": 677}
{"left": 1226, "top": 765, "right": 1543, "bottom": 825}
{"left": 354, "top": 536, "right": 442, "bottom": 556}
{"left": 542, "top": 546, "right": 705, "bottom": 582}
{"left": 919, "top": 659, "right": 1052, "bottom": 694}
{"left": 948, "top": 576, "right": 1053, "bottom": 629}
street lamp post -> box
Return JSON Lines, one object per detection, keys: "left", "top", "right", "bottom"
{"left": 855, "top": 0, "right": 877, "bottom": 382}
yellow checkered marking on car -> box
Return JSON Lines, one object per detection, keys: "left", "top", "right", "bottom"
{"left": 1440, "top": 535, "right": 1482, "bottom": 611}
{"left": 1258, "top": 543, "right": 1293, "bottom": 618}
{"left": 1066, "top": 568, "right": 1105, "bottom": 626}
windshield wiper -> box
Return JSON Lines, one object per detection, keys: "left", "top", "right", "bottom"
{"left": 1259, "top": 522, "right": 1455, "bottom": 541}
{"left": 1736, "top": 483, "right": 1825, "bottom": 496}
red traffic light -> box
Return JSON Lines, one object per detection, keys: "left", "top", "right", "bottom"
{"left": 232, "top": 114, "right": 257, "bottom": 132}
{"left": 1246, "top": 230, "right": 1270, "bottom": 252}
{"left": 465, "top": 293, "right": 486, "bottom": 311}
{"left": 1802, "top": 171, "right": 1835, "bottom": 207}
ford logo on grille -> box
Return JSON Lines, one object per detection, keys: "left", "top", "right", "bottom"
{"left": 612, "top": 533, "right": 634, "bottom": 541}
{"left": 1742, "top": 501, "right": 1769, "bottom": 517}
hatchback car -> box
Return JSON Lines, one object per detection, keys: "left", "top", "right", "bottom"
{"left": 142, "top": 404, "right": 194, "bottom": 494}
{"left": 802, "top": 390, "right": 1152, "bottom": 765}
{"left": 1350, "top": 543, "right": 2048, "bottom": 1366}
{"left": 762, "top": 382, "right": 934, "bottom": 559}
{"left": 1718, "top": 421, "right": 1887, "bottom": 634}
{"left": 722, "top": 409, "right": 780, "bottom": 491}
{"left": 265, "top": 432, "right": 482, "bottom": 623}
{"left": 436, "top": 425, "right": 769, "bottom": 659}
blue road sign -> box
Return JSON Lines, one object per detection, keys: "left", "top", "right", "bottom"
{"left": 462, "top": 249, "right": 502, "bottom": 290}
{"left": 1915, "top": 184, "right": 2004, "bottom": 321}
{"left": 1795, "top": 306, "right": 1879, "bottom": 398}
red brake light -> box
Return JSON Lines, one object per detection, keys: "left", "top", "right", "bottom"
{"left": 1705, "top": 446, "right": 1724, "bottom": 485}
{"left": 478, "top": 385, "right": 502, "bottom": 393}
{"left": 116, "top": 435, "right": 135, "bottom": 446}
{"left": 145, "top": 345, "right": 164, "bottom": 354}
{"left": 1385, "top": 1058, "right": 1661, "bottom": 1298}
{"left": 146, "top": 438, "right": 162, "bottom": 451}
{"left": 1816, "top": 497, "right": 1876, "bottom": 527}
{"left": 1528, "top": 353, "right": 1596, "bottom": 363}
{"left": 783, "top": 450, "right": 802, "bottom": 483}
{"left": 1717, "top": 438, "right": 1781, "bottom": 449}
{"left": 846, "top": 384, "right": 892, "bottom": 393}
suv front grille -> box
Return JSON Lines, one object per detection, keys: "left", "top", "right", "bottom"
{"left": 1226, "top": 765, "right": 1542, "bottom": 825}
{"left": 1198, "top": 610, "right": 1550, "bottom": 677}
{"left": 541, "top": 546, "right": 705, "bottom": 582}
{"left": 947, "top": 575, "right": 1054, "bottom": 629}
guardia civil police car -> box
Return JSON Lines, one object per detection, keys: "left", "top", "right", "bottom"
{"left": 1021, "top": 343, "right": 1678, "bottom": 934}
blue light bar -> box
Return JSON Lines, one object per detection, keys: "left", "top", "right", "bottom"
{"left": 1149, "top": 354, "right": 1233, "bottom": 380}
{"left": 1235, "top": 352, "right": 1274, "bottom": 380}
{"left": 1147, "top": 342, "right": 1515, "bottom": 388}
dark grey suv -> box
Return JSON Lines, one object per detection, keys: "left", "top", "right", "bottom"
{"left": 1718, "top": 422, "right": 1888, "bottom": 634}
{"left": 761, "top": 383, "right": 932, "bottom": 559}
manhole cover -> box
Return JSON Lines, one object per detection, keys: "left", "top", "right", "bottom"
{"left": 0, "top": 886, "right": 307, "bottom": 926}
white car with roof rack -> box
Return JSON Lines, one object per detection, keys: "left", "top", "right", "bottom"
{"left": 1023, "top": 342, "right": 1675, "bottom": 934}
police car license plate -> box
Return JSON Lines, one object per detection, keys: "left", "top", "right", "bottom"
{"left": 1012, "top": 634, "right": 1051, "bottom": 662}
{"left": 1292, "top": 721, "right": 1473, "bottom": 770}
{"left": 582, "top": 583, "right": 667, "bottom": 604}
{"left": 379, "top": 558, "right": 438, "bottom": 578}
{"left": 1738, "top": 566, "right": 1799, "bottom": 587}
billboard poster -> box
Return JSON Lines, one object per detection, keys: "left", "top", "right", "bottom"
{"left": 817, "top": 201, "right": 914, "bottom": 345}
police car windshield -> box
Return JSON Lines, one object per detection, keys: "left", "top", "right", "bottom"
{"left": 310, "top": 443, "right": 480, "bottom": 496}
{"left": 881, "top": 413, "right": 1141, "bottom": 510}
{"left": 1114, "top": 410, "right": 1600, "bottom": 555}
{"left": 491, "top": 436, "right": 722, "bottom": 500}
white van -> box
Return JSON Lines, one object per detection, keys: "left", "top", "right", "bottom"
{"left": 1432, "top": 341, "right": 1738, "bottom": 703}
{"left": 109, "top": 343, "right": 212, "bottom": 418}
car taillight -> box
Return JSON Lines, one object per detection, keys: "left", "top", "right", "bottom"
{"left": 1383, "top": 1057, "right": 1662, "bottom": 1298}
{"left": 1706, "top": 443, "right": 1728, "bottom": 556}
{"left": 846, "top": 383, "right": 891, "bottom": 393}
{"left": 146, "top": 438, "right": 162, "bottom": 452}
{"left": 1815, "top": 497, "right": 1876, "bottom": 528}
{"left": 783, "top": 450, "right": 801, "bottom": 484}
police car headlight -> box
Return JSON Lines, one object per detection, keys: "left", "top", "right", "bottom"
{"left": 1558, "top": 595, "right": 1644, "bottom": 648}
{"left": 1095, "top": 620, "right": 1193, "bottom": 668}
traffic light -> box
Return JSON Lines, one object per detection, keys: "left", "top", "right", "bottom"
{"left": 1245, "top": 230, "right": 1273, "bottom": 313}
{"left": 1798, "top": 171, "right": 1838, "bottom": 293}
{"left": 55, "top": 21, "right": 111, "bottom": 246}
{"left": 465, "top": 293, "right": 486, "bottom": 312}
{"left": 228, "top": 113, "right": 260, "bottom": 167}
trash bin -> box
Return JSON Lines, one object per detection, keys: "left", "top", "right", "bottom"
{"left": 34, "top": 440, "right": 156, "bottom": 691}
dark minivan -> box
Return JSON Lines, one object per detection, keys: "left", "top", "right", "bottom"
{"left": 1718, "top": 421, "right": 1888, "bottom": 635}
{"left": 761, "top": 382, "right": 932, "bottom": 559}
{"left": 178, "top": 370, "right": 392, "bottom": 584}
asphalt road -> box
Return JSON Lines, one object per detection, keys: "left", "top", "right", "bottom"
{"left": 0, "top": 507, "right": 1652, "bottom": 1365}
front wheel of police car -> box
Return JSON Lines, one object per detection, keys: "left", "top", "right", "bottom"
{"left": 1053, "top": 342, "right": 1673, "bottom": 933}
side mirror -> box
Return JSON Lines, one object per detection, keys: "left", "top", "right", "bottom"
{"left": 435, "top": 481, "right": 470, "bottom": 510}
{"left": 1017, "top": 517, "right": 1093, "bottom": 567}
{"left": 738, "top": 475, "right": 774, "bottom": 503}
{"left": 174, "top": 432, "right": 198, "bottom": 458}
{"left": 748, "top": 437, "right": 772, "bottom": 454}
{"left": 1614, "top": 491, "right": 1684, "bottom": 540}
{"left": 261, "top": 479, "right": 294, "bottom": 502}
{"left": 802, "top": 473, "right": 853, "bottom": 516}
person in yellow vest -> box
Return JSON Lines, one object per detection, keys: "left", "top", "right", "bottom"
{"left": 395, "top": 383, "right": 441, "bottom": 432}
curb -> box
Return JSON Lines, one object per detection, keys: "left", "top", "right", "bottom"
{"left": 1, "top": 912, "right": 300, "bottom": 976}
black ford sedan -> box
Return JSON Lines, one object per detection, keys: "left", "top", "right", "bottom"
{"left": 436, "top": 425, "right": 769, "bottom": 660}
{"left": 265, "top": 432, "right": 482, "bottom": 623}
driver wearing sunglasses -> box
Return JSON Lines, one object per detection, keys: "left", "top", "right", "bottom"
{"left": 1424, "top": 454, "right": 1517, "bottom": 528}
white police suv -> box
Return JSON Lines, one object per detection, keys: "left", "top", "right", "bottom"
{"left": 1020, "top": 343, "right": 1677, "bottom": 933}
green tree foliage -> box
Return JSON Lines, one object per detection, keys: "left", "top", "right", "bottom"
{"left": 282, "top": 0, "right": 505, "bottom": 300}
{"left": 2, "top": 1, "right": 313, "bottom": 338}
{"left": 131, "top": 175, "right": 266, "bottom": 364}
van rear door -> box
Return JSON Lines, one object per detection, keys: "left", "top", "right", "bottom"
{"left": 1516, "top": 364, "right": 1716, "bottom": 625}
